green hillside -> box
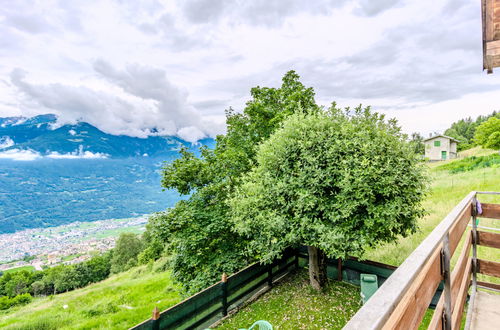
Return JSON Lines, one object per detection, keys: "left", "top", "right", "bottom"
{"left": 1, "top": 148, "right": 498, "bottom": 329}
{"left": 365, "top": 148, "right": 500, "bottom": 267}
{"left": 0, "top": 262, "right": 181, "bottom": 329}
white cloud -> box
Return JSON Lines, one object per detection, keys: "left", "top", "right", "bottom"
{"left": 0, "top": 149, "right": 41, "bottom": 161}
{"left": 46, "top": 151, "right": 108, "bottom": 159}
{"left": 0, "top": 145, "right": 108, "bottom": 160}
{"left": 1, "top": 0, "right": 499, "bottom": 138}
{"left": 0, "top": 137, "right": 15, "bottom": 149}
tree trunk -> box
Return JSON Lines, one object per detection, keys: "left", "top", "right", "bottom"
{"left": 308, "top": 246, "right": 327, "bottom": 290}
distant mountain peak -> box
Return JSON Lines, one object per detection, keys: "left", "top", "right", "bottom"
{"left": 0, "top": 114, "right": 215, "bottom": 159}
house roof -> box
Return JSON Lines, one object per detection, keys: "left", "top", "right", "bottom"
{"left": 423, "top": 135, "right": 460, "bottom": 143}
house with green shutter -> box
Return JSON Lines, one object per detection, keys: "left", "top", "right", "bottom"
{"left": 423, "top": 135, "right": 459, "bottom": 161}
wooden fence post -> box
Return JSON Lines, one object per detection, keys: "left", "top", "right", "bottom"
{"left": 267, "top": 263, "right": 273, "bottom": 287}
{"left": 221, "top": 273, "right": 228, "bottom": 317}
{"left": 152, "top": 306, "right": 160, "bottom": 330}
{"left": 295, "top": 250, "right": 299, "bottom": 269}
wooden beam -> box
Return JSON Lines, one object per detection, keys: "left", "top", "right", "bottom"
{"left": 451, "top": 231, "right": 472, "bottom": 306}
{"left": 478, "top": 259, "right": 500, "bottom": 277}
{"left": 384, "top": 248, "right": 443, "bottom": 329}
{"left": 478, "top": 230, "right": 500, "bottom": 249}
{"left": 427, "top": 299, "right": 443, "bottom": 330}
{"left": 428, "top": 231, "right": 472, "bottom": 330}
{"left": 481, "top": 203, "right": 500, "bottom": 219}
{"left": 451, "top": 258, "right": 472, "bottom": 328}
{"left": 477, "top": 280, "right": 500, "bottom": 291}
{"left": 344, "top": 192, "right": 476, "bottom": 330}
{"left": 487, "top": 40, "right": 500, "bottom": 56}
{"left": 449, "top": 204, "right": 472, "bottom": 254}
{"left": 487, "top": 0, "right": 495, "bottom": 41}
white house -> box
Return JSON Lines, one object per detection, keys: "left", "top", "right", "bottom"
{"left": 424, "top": 135, "right": 459, "bottom": 161}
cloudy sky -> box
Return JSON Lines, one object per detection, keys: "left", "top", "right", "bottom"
{"left": 1, "top": 0, "right": 499, "bottom": 142}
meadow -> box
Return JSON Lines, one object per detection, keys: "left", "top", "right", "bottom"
{"left": 0, "top": 261, "right": 181, "bottom": 329}
{"left": 1, "top": 148, "right": 498, "bottom": 329}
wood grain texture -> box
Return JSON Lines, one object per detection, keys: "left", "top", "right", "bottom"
{"left": 478, "top": 281, "right": 500, "bottom": 290}
{"left": 448, "top": 204, "right": 472, "bottom": 255}
{"left": 428, "top": 232, "right": 472, "bottom": 330}
{"left": 481, "top": 203, "right": 500, "bottom": 219}
{"left": 451, "top": 232, "right": 472, "bottom": 307}
{"left": 451, "top": 258, "right": 472, "bottom": 329}
{"left": 478, "top": 259, "right": 500, "bottom": 277}
{"left": 383, "top": 248, "right": 442, "bottom": 330}
{"left": 478, "top": 230, "right": 500, "bottom": 249}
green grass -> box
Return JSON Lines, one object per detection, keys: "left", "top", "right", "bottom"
{"left": 3, "top": 266, "right": 35, "bottom": 274}
{"left": 436, "top": 153, "right": 500, "bottom": 173}
{"left": 2, "top": 148, "right": 498, "bottom": 329}
{"left": 216, "top": 269, "right": 361, "bottom": 330}
{"left": 0, "top": 261, "right": 181, "bottom": 329}
{"left": 364, "top": 165, "right": 500, "bottom": 266}
{"left": 218, "top": 148, "right": 500, "bottom": 329}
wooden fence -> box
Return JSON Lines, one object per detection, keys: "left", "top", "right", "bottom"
{"left": 131, "top": 249, "right": 298, "bottom": 330}
{"left": 131, "top": 248, "right": 412, "bottom": 330}
{"left": 345, "top": 191, "right": 500, "bottom": 330}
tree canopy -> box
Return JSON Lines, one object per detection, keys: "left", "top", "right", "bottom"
{"left": 229, "top": 107, "right": 427, "bottom": 289}
{"left": 144, "top": 71, "right": 320, "bottom": 293}
{"left": 444, "top": 111, "right": 499, "bottom": 150}
{"left": 474, "top": 117, "right": 500, "bottom": 150}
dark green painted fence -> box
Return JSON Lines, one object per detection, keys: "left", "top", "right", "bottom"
{"left": 131, "top": 249, "right": 298, "bottom": 330}
{"left": 131, "top": 248, "right": 442, "bottom": 330}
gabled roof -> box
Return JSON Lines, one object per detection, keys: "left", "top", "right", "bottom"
{"left": 423, "top": 135, "right": 460, "bottom": 143}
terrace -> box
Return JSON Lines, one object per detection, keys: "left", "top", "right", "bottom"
{"left": 345, "top": 191, "right": 500, "bottom": 330}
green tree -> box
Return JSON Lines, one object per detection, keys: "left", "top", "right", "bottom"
{"left": 146, "top": 71, "right": 320, "bottom": 293}
{"left": 408, "top": 132, "right": 425, "bottom": 155}
{"left": 444, "top": 111, "right": 499, "bottom": 150}
{"left": 475, "top": 117, "right": 500, "bottom": 150}
{"left": 229, "top": 107, "right": 427, "bottom": 290}
{"left": 110, "top": 233, "right": 143, "bottom": 274}
{"left": 54, "top": 266, "right": 79, "bottom": 293}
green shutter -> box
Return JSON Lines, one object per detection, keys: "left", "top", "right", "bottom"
{"left": 434, "top": 141, "right": 441, "bottom": 147}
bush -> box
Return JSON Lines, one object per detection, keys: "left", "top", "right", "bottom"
{"left": 0, "top": 293, "right": 32, "bottom": 310}
{"left": 438, "top": 154, "right": 500, "bottom": 173}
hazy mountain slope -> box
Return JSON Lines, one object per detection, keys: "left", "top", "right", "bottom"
{"left": 0, "top": 114, "right": 215, "bottom": 233}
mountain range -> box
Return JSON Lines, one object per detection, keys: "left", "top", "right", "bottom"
{"left": 0, "top": 114, "right": 215, "bottom": 159}
{"left": 0, "top": 114, "right": 214, "bottom": 234}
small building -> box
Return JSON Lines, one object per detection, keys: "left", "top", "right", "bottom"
{"left": 423, "top": 135, "right": 459, "bottom": 161}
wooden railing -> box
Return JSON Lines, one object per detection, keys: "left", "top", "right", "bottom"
{"left": 344, "top": 191, "right": 500, "bottom": 330}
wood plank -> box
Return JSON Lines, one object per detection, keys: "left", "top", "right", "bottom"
{"left": 451, "top": 259, "right": 472, "bottom": 329}
{"left": 481, "top": 203, "right": 500, "bottom": 219}
{"left": 427, "top": 297, "right": 443, "bottom": 330}
{"left": 487, "top": 41, "right": 500, "bottom": 56}
{"left": 384, "top": 248, "right": 442, "bottom": 330}
{"left": 428, "top": 232, "right": 472, "bottom": 330}
{"left": 478, "top": 259, "right": 500, "bottom": 277}
{"left": 477, "top": 280, "right": 500, "bottom": 291}
{"left": 451, "top": 231, "right": 472, "bottom": 306}
{"left": 449, "top": 203, "right": 472, "bottom": 255}
{"left": 478, "top": 230, "right": 500, "bottom": 249}
{"left": 344, "top": 192, "right": 476, "bottom": 330}
{"left": 487, "top": 0, "right": 495, "bottom": 41}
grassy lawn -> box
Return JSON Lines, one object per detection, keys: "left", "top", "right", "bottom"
{"left": 0, "top": 262, "right": 181, "bottom": 329}
{"left": 365, "top": 159, "right": 500, "bottom": 267}
{"left": 217, "top": 148, "right": 500, "bottom": 329}
{"left": 0, "top": 148, "right": 497, "bottom": 329}
{"left": 216, "top": 269, "right": 361, "bottom": 330}
{"left": 3, "top": 266, "right": 35, "bottom": 274}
